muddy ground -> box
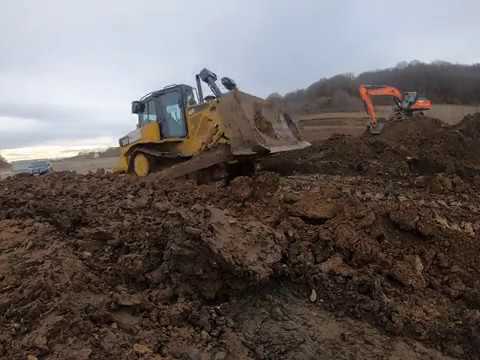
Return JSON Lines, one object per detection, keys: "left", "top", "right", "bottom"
{"left": 1, "top": 115, "right": 480, "bottom": 359}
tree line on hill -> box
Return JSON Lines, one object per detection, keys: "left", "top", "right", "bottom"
{"left": 268, "top": 61, "right": 480, "bottom": 114}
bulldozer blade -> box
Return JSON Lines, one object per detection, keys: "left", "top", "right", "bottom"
{"left": 217, "top": 90, "right": 310, "bottom": 156}
{"left": 152, "top": 144, "right": 234, "bottom": 180}
{"left": 369, "top": 122, "right": 384, "bottom": 135}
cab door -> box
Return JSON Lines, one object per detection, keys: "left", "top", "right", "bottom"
{"left": 157, "top": 90, "right": 188, "bottom": 138}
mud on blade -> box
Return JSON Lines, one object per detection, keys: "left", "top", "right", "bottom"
{"left": 217, "top": 90, "right": 311, "bottom": 156}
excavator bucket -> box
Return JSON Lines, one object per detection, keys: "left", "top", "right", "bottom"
{"left": 368, "top": 122, "right": 385, "bottom": 135}
{"left": 217, "top": 90, "right": 311, "bottom": 156}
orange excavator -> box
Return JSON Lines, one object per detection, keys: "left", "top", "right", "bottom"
{"left": 359, "top": 84, "right": 432, "bottom": 134}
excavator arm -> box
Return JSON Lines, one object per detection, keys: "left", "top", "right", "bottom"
{"left": 359, "top": 85, "right": 403, "bottom": 133}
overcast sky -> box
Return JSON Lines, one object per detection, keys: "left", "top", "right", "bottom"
{"left": 1, "top": 0, "right": 479, "bottom": 158}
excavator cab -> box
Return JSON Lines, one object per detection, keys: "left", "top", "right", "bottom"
{"left": 401, "top": 92, "right": 418, "bottom": 108}
{"left": 395, "top": 92, "right": 431, "bottom": 116}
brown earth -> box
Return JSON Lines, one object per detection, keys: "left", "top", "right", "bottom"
{"left": 263, "top": 113, "right": 480, "bottom": 178}
{"left": 0, "top": 158, "right": 10, "bottom": 169}
{"left": 1, "top": 114, "right": 480, "bottom": 359}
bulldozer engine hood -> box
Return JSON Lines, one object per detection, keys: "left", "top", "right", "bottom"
{"left": 217, "top": 90, "right": 310, "bottom": 156}
{"left": 119, "top": 128, "right": 142, "bottom": 147}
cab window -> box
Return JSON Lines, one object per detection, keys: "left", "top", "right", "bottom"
{"left": 158, "top": 91, "right": 187, "bottom": 138}
{"left": 144, "top": 100, "right": 157, "bottom": 122}
{"left": 138, "top": 100, "right": 157, "bottom": 127}
{"left": 184, "top": 88, "right": 198, "bottom": 107}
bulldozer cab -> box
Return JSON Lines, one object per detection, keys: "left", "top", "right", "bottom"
{"left": 132, "top": 85, "right": 198, "bottom": 139}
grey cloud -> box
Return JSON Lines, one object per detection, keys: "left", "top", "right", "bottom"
{"left": 1, "top": 0, "right": 479, "bottom": 150}
{"left": 0, "top": 103, "right": 93, "bottom": 123}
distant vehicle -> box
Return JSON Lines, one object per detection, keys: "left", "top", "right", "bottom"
{"left": 14, "top": 160, "right": 52, "bottom": 176}
{"left": 359, "top": 84, "right": 432, "bottom": 134}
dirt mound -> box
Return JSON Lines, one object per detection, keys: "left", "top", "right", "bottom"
{"left": 0, "top": 156, "right": 10, "bottom": 169}
{"left": 0, "top": 169, "right": 479, "bottom": 359}
{"left": 262, "top": 113, "right": 480, "bottom": 178}
{"left": 2, "top": 114, "right": 480, "bottom": 358}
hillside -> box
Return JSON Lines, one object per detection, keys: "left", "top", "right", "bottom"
{"left": 61, "top": 147, "right": 120, "bottom": 161}
{"left": 269, "top": 61, "right": 480, "bottom": 114}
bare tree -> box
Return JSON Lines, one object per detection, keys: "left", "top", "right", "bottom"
{"left": 274, "top": 61, "right": 480, "bottom": 114}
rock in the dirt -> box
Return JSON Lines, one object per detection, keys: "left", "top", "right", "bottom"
{"left": 113, "top": 292, "right": 142, "bottom": 307}
{"left": 389, "top": 206, "right": 419, "bottom": 231}
{"left": 69, "top": 348, "right": 93, "bottom": 360}
{"left": 430, "top": 174, "right": 453, "bottom": 194}
{"left": 154, "top": 201, "right": 171, "bottom": 211}
{"left": 390, "top": 255, "right": 426, "bottom": 289}
{"left": 309, "top": 289, "right": 317, "bottom": 303}
{"left": 205, "top": 207, "right": 284, "bottom": 281}
{"left": 165, "top": 206, "right": 285, "bottom": 299}
{"left": 462, "top": 222, "right": 476, "bottom": 237}
{"left": 452, "top": 175, "right": 468, "bottom": 192}
{"left": 133, "top": 343, "right": 153, "bottom": 354}
{"left": 289, "top": 193, "right": 338, "bottom": 221}
{"left": 282, "top": 192, "right": 301, "bottom": 204}
{"left": 230, "top": 176, "right": 253, "bottom": 201}
{"left": 214, "top": 351, "right": 227, "bottom": 360}
{"left": 319, "top": 255, "right": 354, "bottom": 277}
{"left": 117, "top": 254, "right": 145, "bottom": 277}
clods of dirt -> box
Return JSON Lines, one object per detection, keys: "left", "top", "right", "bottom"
{"left": 1, "top": 113, "right": 480, "bottom": 359}
{"left": 262, "top": 113, "right": 480, "bottom": 178}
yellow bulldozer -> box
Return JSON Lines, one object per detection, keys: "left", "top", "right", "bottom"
{"left": 117, "top": 68, "right": 310, "bottom": 181}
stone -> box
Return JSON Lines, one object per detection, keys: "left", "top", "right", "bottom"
{"left": 154, "top": 201, "right": 171, "bottom": 211}
{"left": 389, "top": 207, "right": 419, "bottom": 231}
{"left": 319, "top": 255, "right": 354, "bottom": 277}
{"left": 462, "top": 222, "right": 475, "bottom": 237}
{"left": 390, "top": 256, "right": 426, "bottom": 289}
{"left": 214, "top": 351, "right": 227, "bottom": 360}
{"left": 133, "top": 343, "right": 153, "bottom": 354}
{"left": 114, "top": 292, "right": 142, "bottom": 307}
{"left": 289, "top": 196, "right": 338, "bottom": 221}
{"left": 283, "top": 192, "right": 301, "bottom": 204}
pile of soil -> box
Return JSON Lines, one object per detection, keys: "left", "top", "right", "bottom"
{"left": 1, "top": 114, "right": 480, "bottom": 359}
{"left": 0, "top": 169, "right": 479, "bottom": 359}
{"left": 262, "top": 113, "right": 480, "bottom": 178}
{"left": 0, "top": 157, "right": 10, "bottom": 169}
